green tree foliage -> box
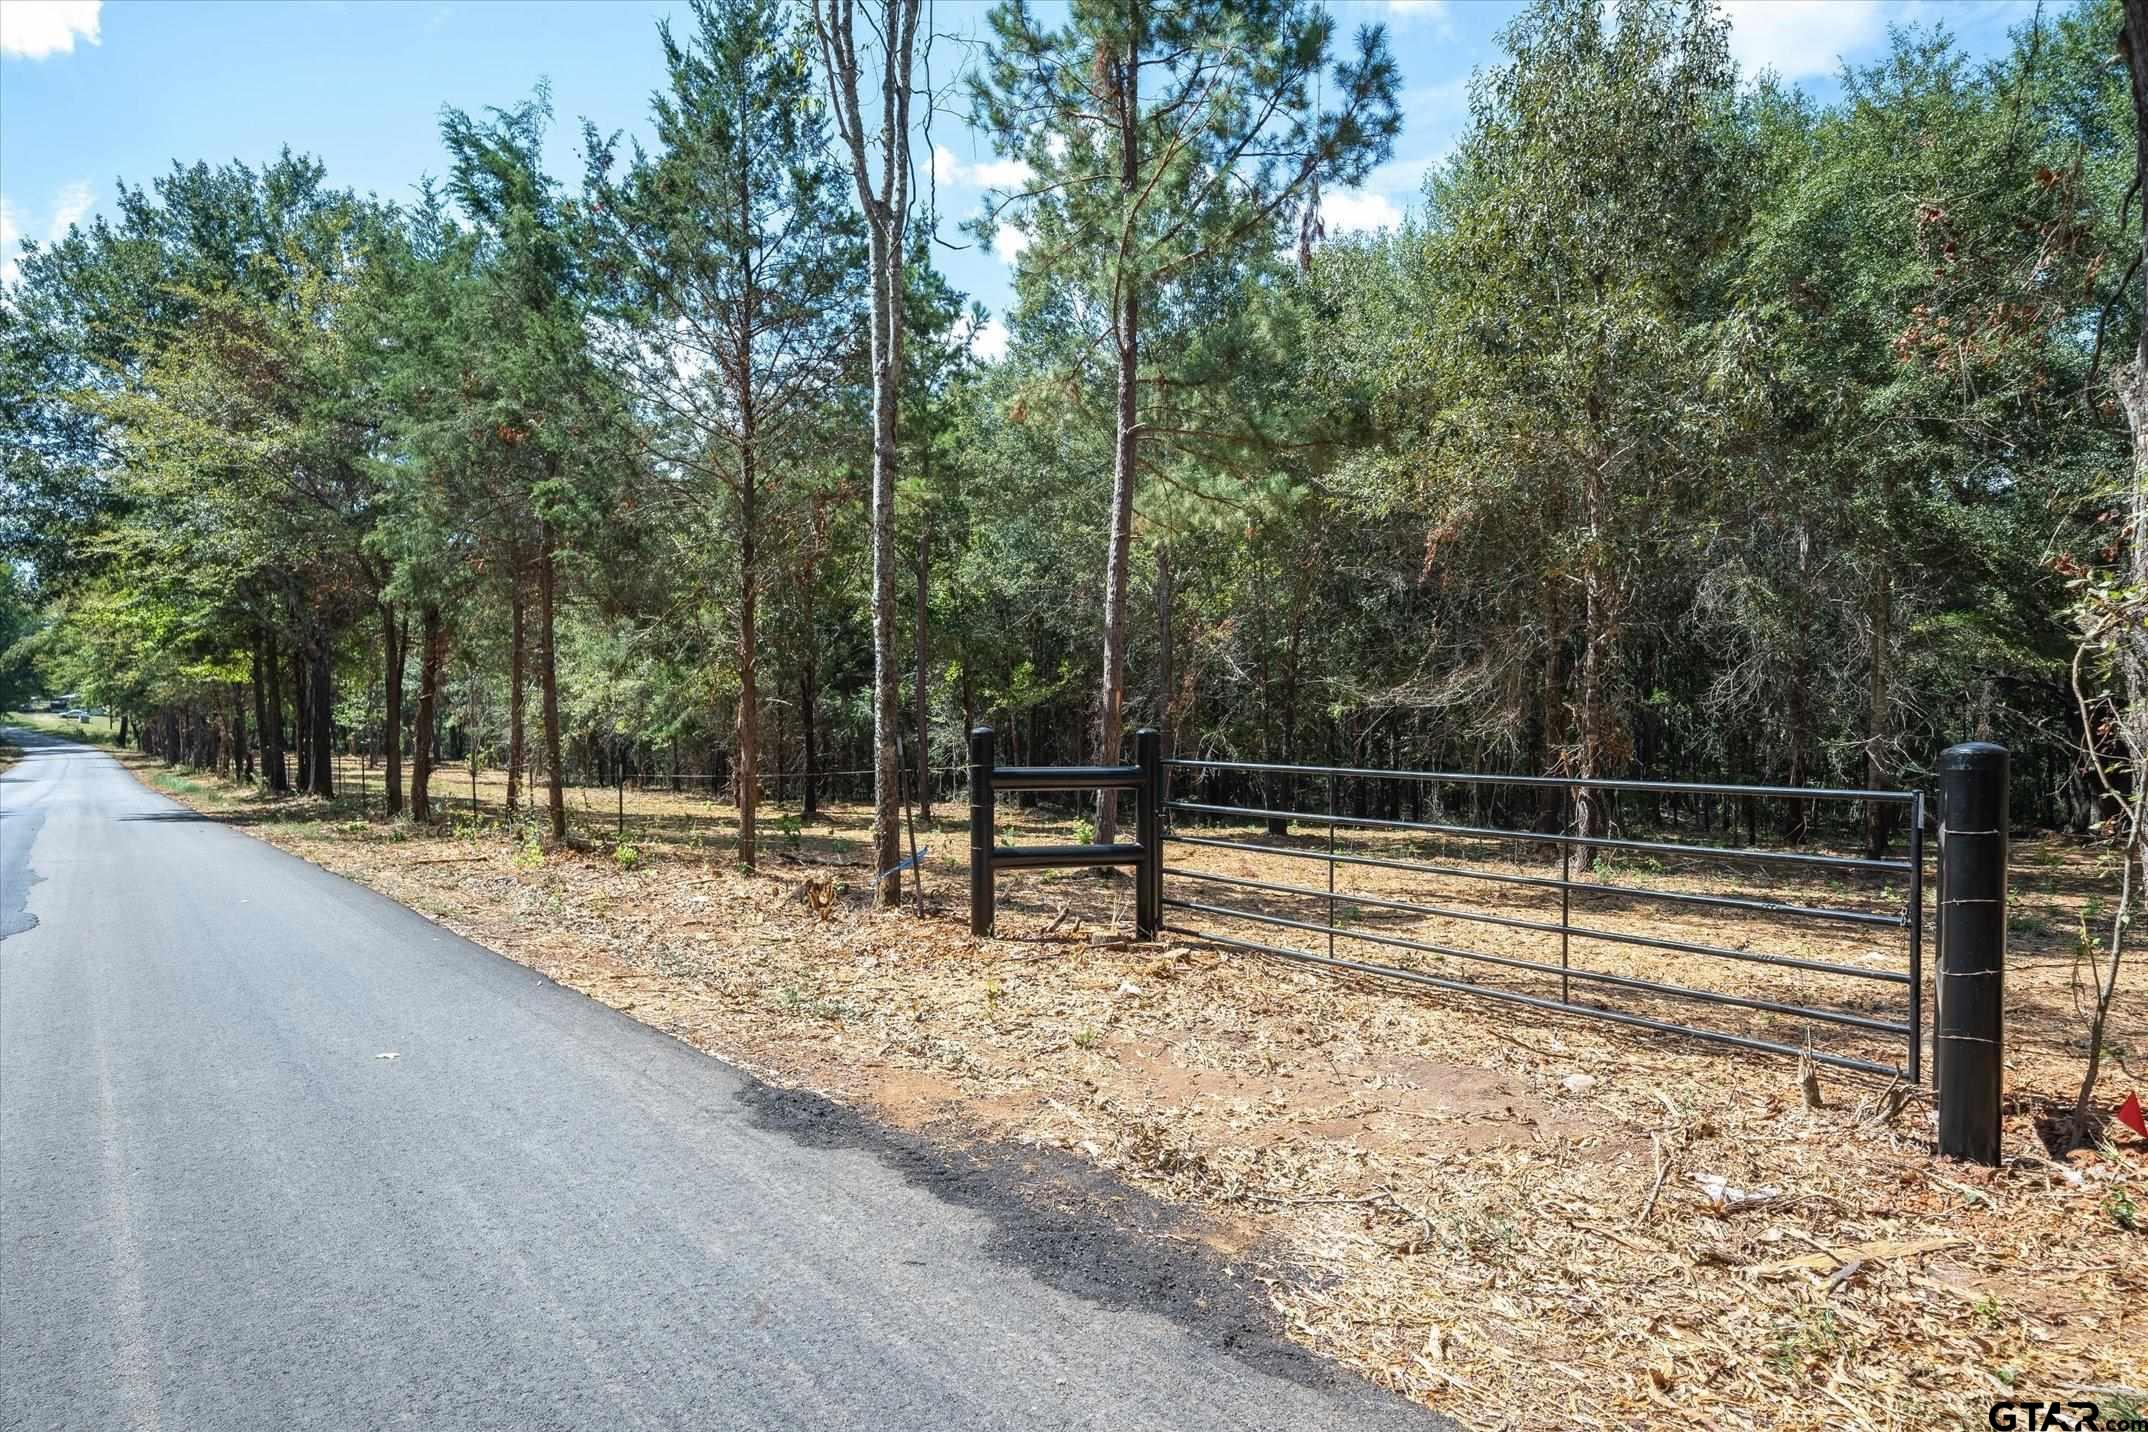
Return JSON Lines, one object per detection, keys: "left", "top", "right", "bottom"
{"left": 969, "top": 0, "right": 1401, "bottom": 838}
{"left": 3, "top": 0, "right": 2133, "bottom": 891}
{"left": 583, "top": 0, "right": 864, "bottom": 864}
{"left": 439, "top": 87, "right": 624, "bottom": 839}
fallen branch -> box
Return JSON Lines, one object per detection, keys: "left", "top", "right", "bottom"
{"left": 1750, "top": 1235, "right": 1968, "bottom": 1280}
{"left": 1635, "top": 1133, "right": 1675, "bottom": 1226}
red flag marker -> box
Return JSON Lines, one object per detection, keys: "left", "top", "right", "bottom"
{"left": 2116, "top": 1091, "right": 2148, "bottom": 1141}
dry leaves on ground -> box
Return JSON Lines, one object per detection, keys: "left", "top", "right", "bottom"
{"left": 133, "top": 762, "right": 2148, "bottom": 1431}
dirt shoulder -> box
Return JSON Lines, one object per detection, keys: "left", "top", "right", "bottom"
{"left": 111, "top": 753, "right": 2148, "bottom": 1431}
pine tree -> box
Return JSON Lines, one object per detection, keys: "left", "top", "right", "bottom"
{"left": 585, "top": 0, "right": 864, "bottom": 867}
{"left": 970, "top": 0, "right": 1400, "bottom": 839}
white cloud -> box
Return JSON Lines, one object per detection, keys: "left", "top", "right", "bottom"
{"left": 1321, "top": 188, "right": 1404, "bottom": 236}
{"left": 931, "top": 145, "right": 1031, "bottom": 193}
{"left": 971, "top": 317, "right": 1009, "bottom": 362}
{"left": 0, "top": 0, "right": 102, "bottom": 60}
{"left": 1719, "top": 0, "right": 1887, "bottom": 82}
{"left": 1382, "top": 0, "right": 1451, "bottom": 26}
{"left": 992, "top": 222, "right": 1030, "bottom": 265}
{"left": 47, "top": 179, "right": 91, "bottom": 237}
{"left": 0, "top": 182, "right": 92, "bottom": 289}
{"left": 1363, "top": 153, "right": 1438, "bottom": 203}
{"left": 1, "top": 197, "right": 20, "bottom": 288}
{"left": 969, "top": 156, "right": 1031, "bottom": 190}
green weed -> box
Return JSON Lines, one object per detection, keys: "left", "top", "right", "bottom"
{"left": 2105, "top": 1187, "right": 2140, "bottom": 1232}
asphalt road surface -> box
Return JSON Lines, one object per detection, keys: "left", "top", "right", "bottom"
{"left": 0, "top": 728, "right": 1444, "bottom": 1432}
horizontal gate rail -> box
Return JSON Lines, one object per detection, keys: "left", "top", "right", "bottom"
{"left": 970, "top": 726, "right": 1162, "bottom": 937}
{"left": 1161, "top": 898, "right": 1910, "bottom": 1037}
{"left": 1163, "top": 865, "right": 1909, "bottom": 983}
{"left": 994, "top": 765, "right": 1145, "bottom": 794}
{"left": 1159, "top": 924, "right": 1905, "bottom": 1079}
{"left": 1164, "top": 834, "right": 1910, "bottom": 929}
{"left": 994, "top": 842, "right": 1145, "bottom": 870}
{"left": 1166, "top": 758, "right": 1919, "bottom": 804}
{"left": 1161, "top": 757, "right": 1928, "bottom": 1082}
{"left": 1166, "top": 799, "right": 1913, "bottom": 875}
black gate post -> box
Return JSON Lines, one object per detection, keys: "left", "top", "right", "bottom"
{"left": 970, "top": 726, "right": 995, "bottom": 937}
{"left": 1135, "top": 728, "right": 1160, "bottom": 939}
{"left": 1937, "top": 741, "right": 2008, "bottom": 1166}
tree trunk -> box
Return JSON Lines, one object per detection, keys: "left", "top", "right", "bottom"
{"left": 231, "top": 681, "right": 249, "bottom": 781}
{"left": 960, "top": 639, "right": 975, "bottom": 741}
{"left": 1864, "top": 561, "right": 1895, "bottom": 859}
{"left": 310, "top": 640, "right": 334, "bottom": 799}
{"left": 1783, "top": 524, "right": 1813, "bottom": 843}
{"left": 867, "top": 211, "right": 904, "bottom": 901}
{"left": 914, "top": 516, "right": 932, "bottom": 822}
{"left": 799, "top": 656, "right": 811, "bottom": 815}
{"left": 292, "top": 637, "right": 314, "bottom": 793}
{"left": 812, "top": 0, "right": 920, "bottom": 903}
{"left": 539, "top": 524, "right": 566, "bottom": 841}
{"left": 730, "top": 129, "right": 765, "bottom": 867}
{"left": 1095, "top": 21, "right": 1142, "bottom": 846}
{"left": 801, "top": 626, "right": 821, "bottom": 820}
{"left": 508, "top": 550, "right": 527, "bottom": 815}
{"left": 737, "top": 441, "right": 760, "bottom": 868}
{"left": 1155, "top": 541, "right": 1173, "bottom": 755}
{"left": 248, "top": 642, "right": 266, "bottom": 786}
{"left": 260, "top": 632, "right": 288, "bottom": 793}
{"left": 380, "top": 601, "right": 406, "bottom": 818}
{"left": 410, "top": 605, "right": 448, "bottom": 821}
{"left": 1534, "top": 577, "right": 1565, "bottom": 832}
{"left": 1572, "top": 457, "right": 1619, "bottom": 870}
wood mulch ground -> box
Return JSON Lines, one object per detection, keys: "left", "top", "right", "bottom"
{"left": 113, "top": 752, "right": 2148, "bottom": 1432}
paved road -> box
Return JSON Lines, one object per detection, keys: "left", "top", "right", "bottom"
{"left": 0, "top": 729, "right": 1440, "bottom": 1432}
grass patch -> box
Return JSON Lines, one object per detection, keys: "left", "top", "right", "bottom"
{"left": 2, "top": 710, "right": 124, "bottom": 746}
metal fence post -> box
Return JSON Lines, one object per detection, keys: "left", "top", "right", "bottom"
{"left": 969, "top": 726, "right": 995, "bottom": 937}
{"left": 1937, "top": 742, "right": 2007, "bottom": 1166}
{"left": 1326, "top": 771, "right": 1339, "bottom": 960}
{"left": 1560, "top": 782, "right": 1573, "bottom": 1005}
{"left": 1907, "top": 788, "right": 1925, "bottom": 1085}
{"left": 1135, "top": 728, "right": 1160, "bottom": 940}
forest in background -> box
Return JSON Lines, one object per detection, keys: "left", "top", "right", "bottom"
{"left": 1, "top": 0, "right": 2138, "bottom": 887}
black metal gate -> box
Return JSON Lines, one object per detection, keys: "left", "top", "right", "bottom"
{"left": 1158, "top": 760, "right": 1926, "bottom": 1080}
{"left": 968, "top": 726, "right": 1162, "bottom": 939}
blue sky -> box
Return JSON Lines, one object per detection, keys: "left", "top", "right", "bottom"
{"left": 2, "top": 0, "right": 2041, "bottom": 352}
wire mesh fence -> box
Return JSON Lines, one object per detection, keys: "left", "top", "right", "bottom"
{"left": 321, "top": 742, "right": 970, "bottom": 842}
